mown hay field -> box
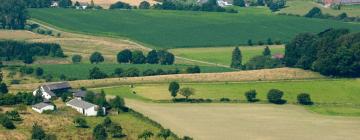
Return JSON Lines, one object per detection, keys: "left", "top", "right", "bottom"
{"left": 29, "top": 8, "right": 360, "bottom": 48}
{"left": 279, "top": 0, "right": 360, "bottom": 17}
{"left": 170, "top": 45, "right": 284, "bottom": 65}
{"left": 126, "top": 99, "right": 360, "bottom": 140}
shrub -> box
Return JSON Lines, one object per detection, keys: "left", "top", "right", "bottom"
{"left": 267, "top": 89, "right": 286, "bottom": 104}
{"left": 297, "top": 93, "right": 313, "bottom": 105}
{"left": 72, "top": 55, "right": 82, "bottom": 63}
{"left": 20, "top": 67, "right": 34, "bottom": 75}
{"left": 245, "top": 90, "right": 258, "bottom": 102}
{"left": 220, "top": 98, "right": 230, "bottom": 102}
{"left": 74, "top": 117, "right": 88, "bottom": 128}
{"left": 186, "top": 66, "right": 201, "bottom": 73}
{"left": 109, "top": 1, "right": 131, "bottom": 9}
{"left": 0, "top": 115, "right": 16, "bottom": 129}
{"left": 35, "top": 67, "right": 44, "bottom": 76}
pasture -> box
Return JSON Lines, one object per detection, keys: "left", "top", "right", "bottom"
{"left": 170, "top": 45, "right": 284, "bottom": 65}
{"left": 126, "top": 99, "right": 360, "bottom": 140}
{"left": 29, "top": 8, "right": 360, "bottom": 48}
{"left": 102, "top": 78, "right": 360, "bottom": 116}
{"left": 279, "top": 0, "right": 360, "bottom": 17}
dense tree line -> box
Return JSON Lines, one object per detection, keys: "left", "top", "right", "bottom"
{"left": 24, "top": 0, "right": 52, "bottom": 8}
{"left": 0, "top": 92, "right": 43, "bottom": 106}
{"left": 0, "top": 0, "right": 28, "bottom": 29}
{"left": 0, "top": 40, "right": 65, "bottom": 63}
{"left": 302, "top": 7, "right": 360, "bottom": 22}
{"left": 117, "top": 49, "right": 175, "bottom": 65}
{"left": 285, "top": 28, "right": 360, "bottom": 77}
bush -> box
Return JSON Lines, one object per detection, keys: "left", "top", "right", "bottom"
{"left": 0, "top": 115, "right": 16, "bottom": 129}
{"left": 220, "top": 98, "right": 231, "bottom": 102}
{"left": 297, "top": 93, "right": 313, "bottom": 105}
{"left": 245, "top": 90, "right": 258, "bottom": 102}
{"left": 267, "top": 89, "right": 286, "bottom": 104}
{"left": 19, "top": 67, "right": 34, "bottom": 75}
{"left": 74, "top": 117, "right": 88, "bottom": 128}
{"left": 35, "top": 67, "right": 44, "bottom": 76}
{"left": 109, "top": 1, "right": 131, "bottom": 9}
{"left": 72, "top": 55, "right": 82, "bottom": 63}
{"left": 186, "top": 66, "right": 201, "bottom": 73}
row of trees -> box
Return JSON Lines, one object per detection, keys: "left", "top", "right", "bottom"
{"left": 233, "top": 0, "right": 286, "bottom": 12}
{"left": 0, "top": 92, "right": 43, "bottom": 106}
{"left": 110, "top": 0, "right": 238, "bottom": 13}
{"left": 284, "top": 28, "right": 360, "bottom": 77}
{"left": 0, "top": 40, "right": 65, "bottom": 64}
{"left": 245, "top": 89, "right": 313, "bottom": 105}
{"left": 230, "top": 46, "right": 283, "bottom": 70}
{"left": 89, "top": 65, "right": 201, "bottom": 79}
{"left": 117, "top": 49, "right": 175, "bottom": 65}
{"left": 304, "top": 7, "right": 360, "bottom": 22}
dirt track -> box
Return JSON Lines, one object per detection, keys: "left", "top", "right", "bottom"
{"left": 126, "top": 99, "right": 360, "bottom": 140}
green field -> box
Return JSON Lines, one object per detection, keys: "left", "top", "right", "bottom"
{"left": 280, "top": 0, "right": 360, "bottom": 17}
{"left": 33, "top": 63, "right": 235, "bottom": 80}
{"left": 98, "top": 79, "right": 360, "bottom": 116}
{"left": 171, "top": 45, "right": 284, "bottom": 65}
{"left": 29, "top": 8, "right": 360, "bottom": 48}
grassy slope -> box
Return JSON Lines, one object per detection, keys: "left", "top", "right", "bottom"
{"left": 279, "top": 0, "right": 360, "bottom": 17}
{"left": 33, "top": 63, "right": 235, "bottom": 80}
{"left": 0, "top": 103, "right": 178, "bottom": 140}
{"left": 101, "top": 79, "right": 360, "bottom": 116}
{"left": 170, "top": 45, "right": 284, "bottom": 65}
{"left": 29, "top": 8, "right": 360, "bottom": 48}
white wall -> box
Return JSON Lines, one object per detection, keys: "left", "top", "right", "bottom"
{"left": 32, "top": 105, "right": 55, "bottom": 113}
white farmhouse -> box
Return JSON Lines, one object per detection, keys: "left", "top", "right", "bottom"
{"left": 66, "top": 99, "right": 100, "bottom": 116}
{"left": 33, "top": 82, "right": 71, "bottom": 100}
{"left": 32, "top": 102, "right": 55, "bottom": 113}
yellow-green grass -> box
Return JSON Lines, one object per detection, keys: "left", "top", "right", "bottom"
{"left": 0, "top": 102, "right": 178, "bottom": 139}
{"left": 279, "top": 0, "right": 360, "bottom": 17}
{"left": 170, "top": 45, "right": 284, "bottom": 65}
{"left": 102, "top": 78, "right": 360, "bottom": 116}
{"left": 29, "top": 8, "right": 360, "bottom": 48}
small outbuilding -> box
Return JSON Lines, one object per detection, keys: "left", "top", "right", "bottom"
{"left": 73, "top": 90, "right": 87, "bottom": 99}
{"left": 33, "top": 82, "right": 71, "bottom": 100}
{"left": 32, "top": 102, "right": 55, "bottom": 113}
{"left": 66, "top": 99, "right": 101, "bottom": 116}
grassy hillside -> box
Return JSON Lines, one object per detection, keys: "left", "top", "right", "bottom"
{"left": 33, "top": 63, "right": 235, "bottom": 80}
{"left": 29, "top": 8, "right": 360, "bottom": 48}
{"left": 279, "top": 0, "right": 360, "bottom": 17}
{"left": 170, "top": 45, "right": 284, "bottom": 65}
{"left": 102, "top": 79, "right": 360, "bottom": 116}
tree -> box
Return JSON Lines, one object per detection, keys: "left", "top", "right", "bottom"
{"left": 5, "top": 110, "right": 22, "bottom": 121}
{"left": 0, "top": 83, "right": 8, "bottom": 94}
{"left": 179, "top": 87, "right": 195, "bottom": 100}
{"left": 85, "top": 91, "right": 96, "bottom": 103}
{"left": 131, "top": 50, "right": 146, "bottom": 64}
{"left": 109, "top": 1, "right": 132, "bottom": 9}
{"left": 114, "top": 68, "right": 124, "bottom": 77}
{"left": 297, "top": 93, "right": 313, "bottom": 105}
{"left": 0, "top": 0, "right": 27, "bottom": 29}
{"left": 139, "top": 1, "right": 150, "bottom": 9}
{"left": 117, "top": 49, "right": 132, "bottom": 63}
{"left": 89, "top": 67, "right": 107, "bottom": 79}
{"left": 35, "top": 67, "right": 44, "bottom": 77}
{"left": 305, "top": 7, "right": 322, "bottom": 18}
{"left": 138, "top": 130, "right": 154, "bottom": 140}
{"left": 93, "top": 124, "right": 108, "bottom": 140}
{"left": 23, "top": 55, "right": 34, "bottom": 64}
{"left": 230, "top": 47, "right": 242, "bottom": 69}
{"left": 72, "top": 55, "right": 82, "bottom": 63}
{"left": 31, "top": 123, "right": 46, "bottom": 140}
{"left": 146, "top": 50, "right": 159, "bottom": 64}
{"left": 110, "top": 96, "right": 126, "bottom": 113}
{"left": 59, "top": 0, "right": 72, "bottom": 8}
{"left": 0, "top": 116, "right": 15, "bottom": 129}
{"left": 247, "top": 39, "right": 253, "bottom": 46}
{"left": 267, "top": 89, "right": 286, "bottom": 104}
{"left": 263, "top": 46, "right": 271, "bottom": 56}
{"left": 245, "top": 90, "right": 258, "bottom": 102}
{"left": 168, "top": 81, "right": 180, "bottom": 98}
{"left": 157, "top": 129, "right": 171, "bottom": 140}
{"left": 73, "top": 117, "right": 88, "bottom": 128}
{"left": 234, "top": 0, "right": 246, "bottom": 7}
{"left": 267, "top": 38, "right": 273, "bottom": 45}
{"left": 90, "top": 52, "right": 104, "bottom": 64}
{"left": 158, "top": 50, "right": 175, "bottom": 65}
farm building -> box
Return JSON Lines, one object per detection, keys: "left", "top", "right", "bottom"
{"left": 323, "top": 0, "right": 360, "bottom": 7}
{"left": 32, "top": 101, "right": 55, "bottom": 113}
{"left": 73, "top": 90, "right": 87, "bottom": 99}
{"left": 33, "top": 82, "right": 71, "bottom": 100}
{"left": 197, "top": 0, "right": 233, "bottom": 7}
{"left": 66, "top": 98, "right": 102, "bottom": 116}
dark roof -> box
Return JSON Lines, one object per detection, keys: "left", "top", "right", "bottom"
{"left": 73, "top": 90, "right": 87, "bottom": 98}
{"left": 32, "top": 102, "right": 53, "bottom": 110}
{"left": 44, "top": 82, "right": 71, "bottom": 91}
{"left": 42, "top": 86, "right": 56, "bottom": 97}
{"left": 67, "top": 99, "right": 97, "bottom": 109}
